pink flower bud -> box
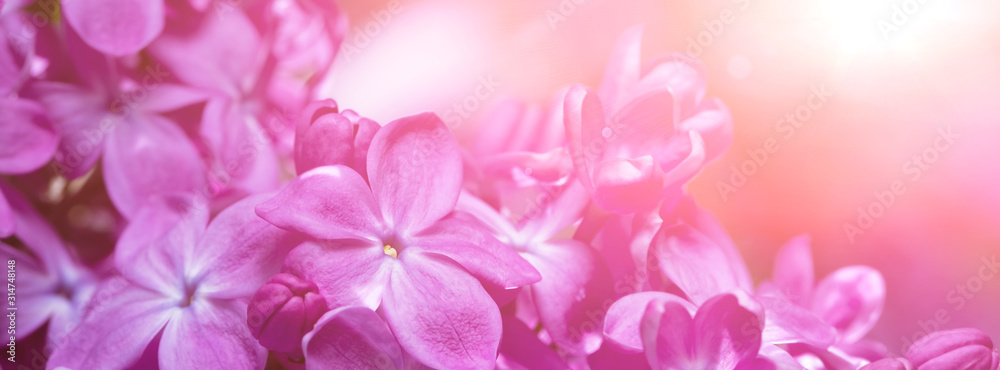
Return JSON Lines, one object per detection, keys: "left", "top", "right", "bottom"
{"left": 294, "top": 99, "right": 380, "bottom": 177}
{"left": 247, "top": 273, "right": 328, "bottom": 353}
{"left": 906, "top": 328, "right": 999, "bottom": 370}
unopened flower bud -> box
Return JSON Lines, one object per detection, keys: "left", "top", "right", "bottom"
{"left": 906, "top": 328, "right": 999, "bottom": 370}
{"left": 247, "top": 273, "right": 328, "bottom": 353}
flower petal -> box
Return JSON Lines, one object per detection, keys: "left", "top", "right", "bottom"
{"left": 282, "top": 240, "right": 390, "bottom": 310}
{"left": 25, "top": 81, "right": 109, "bottom": 178}
{"left": 47, "top": 285, "right": 174, "bottom": 369}
{"left": 256, "top": 165, "right": 382, "bottom": 241}
{"left": 295, "top": 111, "right": 355, "bottom": 174}
{"left": 811, "top": 266, "right": 885, "bottom": 343}
{"left": 102, "top": 114, "right": 205, "bottom": 219}
{"left": 592, "top": 155, "right": 666, "bottom": 214}
{"left": 116, "top": 195, "right": 206, "bottom": 295}
{"left": 412, "top": 217, "right": 540, "bottom": 289}
{"left": 693, "top": 294, "right": 764, "bottom": 368}
{"left": 771, "top": 235, "right": 815, "bottom": 306}
{"left": 611, "top": 88, "right": 676, "bottom": 156}
{"left": 860, "top": 358, "right": 913, "bottom": 370}
{"left": 192, "top": 193, "right": 304, "bottom": 299}
{"left": 115, "top": 195, "right": 208, "bottom": 275}
{"left": 598, "top": 25, "right": 643, "bottom": 112}
{"left": 634, "top": 53, "right": 707, "bottom": 116}
{"left": 61, "top": 0, "right": 164, "bottom": 56}
{"left": 518, "top": 179, "right": 590, "bottom": 242}
{"left": 757, "top": 294, "right": 837, "bottom": 348}
{"left": 382, "top": 252, "right": 501, "bottom": 370}
{"left": 641, "top": 296, "right": 696, "bottom": 368}
{"left": 667, "top": 196, "right": 753, "bottom": 291}
{"left": 1, "top": 182, "right": 73, "bottom": 269}
{"left": 678, "top": 98, "right": 733, "bottom": 163}
{"left": 200, "top": 98, "right": 280, "bottom": 198}
{"left": 148, "top": 5, "right": 258, "bottom": 95}
{"left": 523, "top": 240, "right": 613, "bottom": 355}
{"left": 0, "top": 34, "right": 21, "bottom": 95}
{"left": 498, "top": 314, "right": 569, "bottom": 370}
{"left": 367, "top": 112, "right": 462, "bottom": 234}
{"left": 0, "top": 98, "right": 57, "bottom": 174}
{"left": 159, "top": 299, "right": 267, "bottom": 370}
{"left": 304, "top": 306, "right": 404, "bottom": 370}
{"left": 563, "top": 84, "right": 607, "bottom": 191}
{"left": 648, "top": 223, "right": 746, "bottom": 305}
{"left": 0, "top": 192, "right": 11, "bottom": 238}
{"left": 906, "top": 328, "right": 995, "bottom": 370}
{"left": 605, "top": 291, "right": 694, "bottom": 353}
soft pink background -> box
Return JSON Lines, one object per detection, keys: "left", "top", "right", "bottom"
{"left": 324, "top": 0, "right": 1000, "bottom": 353}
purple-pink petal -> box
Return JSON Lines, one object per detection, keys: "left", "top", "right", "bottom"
{"left": 256, "top": 165, "right": 383, "bottom": 241}
{"left": 412, "top": 217, "right": 540, "bottom": 289}
{"left": 367, "top": 112, "right": 463, "bottom": 234}
{"left": 47, "top": 285, "right": 175, "bottom": 369}
{"left": 382, "top": 252, "right": 501, "bottom": 370}
{"left": 61, "top": 0, "right": 164, "bottom": 56}
{"left": 811, "top": 265, "right": 886, "bottom": 343}
{"left": 304, "top": 306, "right": 404, "bottom": 370}
{"left": 605, "top": 291, "right": 696, "bottom": 353}
{"left": 523, "top": 240, "right": 612, "bottom": 355}
{"left": 0, "top": 97, "right": 57, "bottom": 174}
{"left": 102, "top": 114, "right": 206, "bottom": 219}
{"left": 282, "top": 240, "right": 390, "bottom": 310}
{"left": 159, "top": 299, "right": 267, "bottom": 369}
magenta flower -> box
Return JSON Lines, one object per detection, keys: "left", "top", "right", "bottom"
{"left": 598, "top": 196, "right": 838, "bottom": 368}
{"left": 149, "top": 6, "right": 286, "bottom": 202}
{"left": 905, "top": 328, "right": 999, "bottom": 370}
{"left": 758, "top": 236, "right": 887, "bottom": 366}
{"left": 640, "top": 293, "right": 768, "bottom": 369}
{"left": 48, "top": 194, "right": 300, "bottom": 369}
{"left": 257, "top": 112, "right": 540, "bottom": 369}
{"left": 456, "top": 182, "right": 613, "bottom": 355}
{"left": 0, "top": 183, "right": 96, "bottom": 346}
{"left": 28, "top": 28, "right": 208, "bottom": 219}
{"left": 563, "top": 26, "right": 733, "bottom": 214}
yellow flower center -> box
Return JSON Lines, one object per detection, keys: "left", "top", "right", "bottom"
{"left": 383, "top": 245, "right": 398, "bottom": 258}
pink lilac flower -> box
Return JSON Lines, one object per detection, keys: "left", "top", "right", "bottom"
{"left": 27, "top": 26, "right": 208, "bottom": 219}
{"left": 758, "top": 236, "right": 888, "bottom": 367}
{"left": 563, "top": 26, "right": 733, "bottom": 214}
{"left": 148, "top": 5, "right": 286, "bottom": 204}
{"left": 640, "top": 293, "right": 770, "bottom": 369}
{"left": 0, "top": 183, "right": 96, "bottom": 346}
{"left": 597, "top": 196, "right": 840, "bottom": 367}
{"left": 904, "top": 328, "right": 999, "bottom": 370}
{"left": 48, "top": 194, "right": 300, "bottom": 369}
{"left": 256, "top": 112, "right": 540, "bottom": 369}
{"left": 456, "top": 181, "right": 614, "bottom": 356}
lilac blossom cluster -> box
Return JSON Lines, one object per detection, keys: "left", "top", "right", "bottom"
{"left": 0, "top": 1, "right": 997, "bottom": 369}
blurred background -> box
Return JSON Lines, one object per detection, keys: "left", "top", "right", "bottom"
{"left": 321, "top": 0, "right": 1000, "bottom": 353}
